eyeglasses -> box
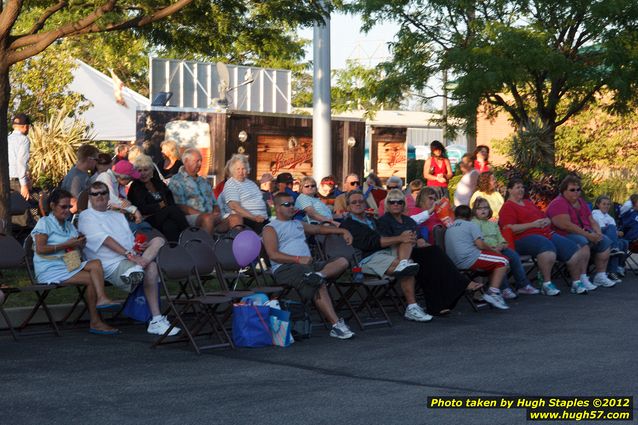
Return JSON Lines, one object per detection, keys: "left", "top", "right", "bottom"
{"left": 477, "top": 206, "right": 490, "bottom": 210}
{"left": 304, "top": 184, "right": 316, "bottom": 188}
{"left": 388, "top": 200, "right": 405, "bottom": 205}
{"left": 349, "top": 199, "right": 365, "bottom": 205}
{"left": 279, "top": 202, "right": 294, "bottom": 207}
{"left": 87, "top": 157, "right": 97, "bottom": 161}
{"left": 89, "top": 191, "right": 109, "bottom": 197}
{"left": 387, "top": 186, "right": 398, "bottom": 190}
{"left": 349, "top": 181, "right": 360, "bottom": 186}
{"left": 567, "top": 188, "right": 581, "bottom": 192}
{"left": 57, "top": 204, "right": 71, "bottom": 210}
{"left": 137, "top": 168, "right": 151, "bottom": 172}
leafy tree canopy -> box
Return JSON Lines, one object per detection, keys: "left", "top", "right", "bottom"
{"left": 345, "top": 0, "right": 638, "bottom": 164}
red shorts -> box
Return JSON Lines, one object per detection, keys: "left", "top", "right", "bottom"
{"left": 470, "top": 251, "right": 509, "bottom": 271}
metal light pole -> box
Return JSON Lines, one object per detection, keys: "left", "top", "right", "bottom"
{"left": 312, "top": 3, "right": 332, "bottom": 181}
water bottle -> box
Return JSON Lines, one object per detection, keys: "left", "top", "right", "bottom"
{"left": 352, "top": 266, "right": 365, "bottom": 283}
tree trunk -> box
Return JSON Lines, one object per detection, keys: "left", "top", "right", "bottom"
{"left": 0, "top": 58, "right": 10, "bottom": 235}
{"left": 540, "top": 127, "right": 556, "bottom": 168}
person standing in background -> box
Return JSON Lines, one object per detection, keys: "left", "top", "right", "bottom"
{"left": 8, "top": 113, "right": 34, "bottom": 227}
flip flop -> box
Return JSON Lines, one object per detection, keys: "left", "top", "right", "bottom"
{"left": 89, "top": 328, "right": 120, "bottom": 335}
{"left": 96, "top": 302, "right": 120, "bottom": 310}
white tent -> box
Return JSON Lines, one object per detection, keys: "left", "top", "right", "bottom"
{"left": 69, "top": 60, "right": 149, "bottom": 141}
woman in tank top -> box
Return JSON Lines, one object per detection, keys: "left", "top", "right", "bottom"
{"left": 423, "top": 140, "right": 453, "bottom": 198}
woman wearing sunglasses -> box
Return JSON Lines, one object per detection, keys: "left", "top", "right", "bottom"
{"left": 377, "top": 189, "right": 482, "bottom": 316}
{"left": 546, "top": 175, "right": 618, "bottom": 290}
{"left": 295, "top": 176, "right": 338, "bottom": 225}
{"left": 31, "top": 189, "right": 119, "bottom": 334}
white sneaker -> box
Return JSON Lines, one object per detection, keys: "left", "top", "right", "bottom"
{"left": 580, "top": 278, "right": 598, "bottom": 291}
{"left": 394, "top": 259, "right": 420, "bottom": 277}
{"left": 329, "top": 318, "right": 354, "bottom": 339}
{"left": 570, "top": 281, "right": 588, "bottom": 294}
{"left": 147, "top": 316, "right": 181, "bottom": 336}
{"left": 541, "top": 282, "right": 561, "bottom": 296}
{"left": 404, "top": 304, "right": 433, "bottom": 322}
{"left": 121, "top": 265, "right": 145, "bottom": 286}
{"left": 592, "top": 274, "right": 617, "bottom": 288}
{"left": 482, "top": 290, "right": 510, "bottom": 310}
{"left": 517, "top": 284, "right": 540, "bottom": 295}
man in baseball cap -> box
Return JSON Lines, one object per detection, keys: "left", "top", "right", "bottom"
{"left": 8, "top": 113, "right": 34, "bottom": 227}
{"left": 275, "top": 172, "right": 298, "bottom": 201}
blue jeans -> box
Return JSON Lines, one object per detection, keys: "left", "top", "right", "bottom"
{"left": 501, "top": 247, "right": 532, "bottom": 290}
{"left": 515, "top": 233, "right": 580, "bottom": 262}
{"left": 602, "top": 225, "right": 628, "bottom": 272}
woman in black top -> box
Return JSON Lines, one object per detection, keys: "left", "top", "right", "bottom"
{"left": 128, "top": 154, "right": 188, "bottom": 242}
{"left": 158, "top": 139, "right": 183, "bottom": 179}
{"left": 377, "top": 189, "right": 482, "bottom": 315}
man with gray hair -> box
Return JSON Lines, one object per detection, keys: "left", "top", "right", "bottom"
{"left": 168, "top": 148, "right": 226, "bottom": 234}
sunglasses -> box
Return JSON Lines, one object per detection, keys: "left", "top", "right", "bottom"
{"left": 387, "top": 186, "right": 398, "bottom": 190}
{"left": 388, "top": 200, "right": 405, "bottom": 205}
{"left": 279, "top": 202, "right": 294, "bottom": 207}
{"left": 567, "top": 188, "right": 581, "bottom": 192}
{"left": 349, "top": 181, "right": 360, "bottom": 186}
{"left": 57, "top": 204, "right": 72, "bottom": 210}
{"left": 90, "top": 191, "right": 109, "bottom": 197}
{"left": 349, "top": 199, "right": 366, "bottom": 205}
{"left": 477, "top": 206, "right": 490, "bottom": 210}
{"left": 304, "top": 184, "right": 316, "bottom": 188}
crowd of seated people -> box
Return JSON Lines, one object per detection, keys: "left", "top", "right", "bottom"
{"left": 9, "top": 138, "right": 637, "bottom": 341}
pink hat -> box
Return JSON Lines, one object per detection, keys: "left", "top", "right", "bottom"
{"left": 112, "top": 160, "right": 140, "bottom": 179}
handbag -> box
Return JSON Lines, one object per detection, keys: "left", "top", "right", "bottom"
{"left": 62, "top": 249, "right": 82, "bottom": 272}
{"left": 122, "top": 283, "right": 153, "bottom": 322}
{"left": 232, "top": 303, "right": 272, "bottom": 348}
{"left": 269, "top": 307, "right": 293, "bottom": 347}
{"left": 280, "top": 299, "right": 312, "bottom": 339}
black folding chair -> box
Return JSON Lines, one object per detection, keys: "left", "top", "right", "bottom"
{"left": 317, "top": 233, "right": 394, "bottom": 330}
{"left": 0, "top": 234, "right": 61, "bottom": 339}
{"left": 153, "top": 243, "right": 233, "bottom": 354}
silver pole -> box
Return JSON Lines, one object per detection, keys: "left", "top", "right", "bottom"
{"left": 312, "top": 4, "right": 331, "bottom": 181}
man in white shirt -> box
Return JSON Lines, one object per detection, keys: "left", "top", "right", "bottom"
{"left": 79, "top": 181, "right": 179, "bottom": 336}
{"left": 8, "top": 113, "right": 33, "bottom": 227}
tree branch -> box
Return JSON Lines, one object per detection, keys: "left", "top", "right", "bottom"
{"left": 554, "top": 85, "right": 602, "bottom": 127}
{"left": 0, "top": 0, "right": 23, "bottom": 41}
{"left": 28, "top": 1, "right": 68, "bottom": 35}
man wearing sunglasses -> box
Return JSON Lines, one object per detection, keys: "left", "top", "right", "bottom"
{"left": 339, "top": 191, "right": 430, "bottom": 321}
{"left": 333, "top": 173, "right": 364, "bottom": 217}
{"left": 262, "top": 192, "right": 355, "bottom": 339}
{"left": 79, "top": 181, "right": 180, "bottom": 336}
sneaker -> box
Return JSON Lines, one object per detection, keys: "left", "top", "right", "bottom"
{"left": 517, "top": 284, "right": 540, "bottom": 295}
{"left": 302, "top": 272, "right": 326, "bottom": 288}
{"left": 593, "top": 273, "right": 617, "bottom": 288}
{"left": 501, "top": 287, "right": 518, "bottom": 300}
{"left": 607, "top": 272, "right": 622, "bottom": 284}
{"left": 541, "top": 282, "right": 561, "bottom": 296}
{"left": 404, "top": 304, "right": 433, "bottom": 322}
{"left": 393, "top": 259, "right": 420, "bottom": 277}
{"left": 609, "top": 248, "right": 624, "bottom": 257}
{"left": 120, "top": 265, "right": 145, "bottom": 286}
{"left": 147, "top": 316, "right": 180, "bottom": 336}
{"left": 482, "top": 290, "right": 509, "bottom": 310}
{"left": 329, "top": 318, "right": 354, "bottom": 339}
{"left": 570, "top": 281, "right": 588, "bottom": 294}
{"left": 580, "top": 278, "right": 598, "bottom": 291}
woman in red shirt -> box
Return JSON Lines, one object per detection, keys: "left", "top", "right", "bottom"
{"left": 498, "top": 178, "right": 585, "bottom": 296}
{"left": 423, "top": 140, "right": 453, "bottom": 198}
{"left": 472, "top": 145, "right": 491, "bottom": 172}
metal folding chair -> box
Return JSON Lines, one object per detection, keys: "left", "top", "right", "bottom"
{"left": 153, "top": 243, "right": 233, "bottom": 354}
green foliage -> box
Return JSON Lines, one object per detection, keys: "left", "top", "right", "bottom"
{"left": 29, "top": 107, "right": 95, "bottom": 190}
{"left": 9, "top": 43, "right": 91, "bottom": 124}
{"left": 345, "top": 0, "right": 638, "bottom": 166}
{"left": 492, "top": 119, "right": 555, "bottom": 169}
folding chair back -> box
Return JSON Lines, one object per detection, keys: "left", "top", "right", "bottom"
{"left": 432, "top": 225, "right": 446, "bottom": 249}
{"left": 321, "top": 233, "right": 357, "bottom": 265}
{"left": 179, "top": 227, "right": 214, "bottom": 247}
{"left": 157, "top": 242, "right": 198, "bottom": 282}
{"left": 182, "top": 239, "right": 217, "bottom": 277}
{"left": 0, "top": 233, "right": 26, "bottom": 267}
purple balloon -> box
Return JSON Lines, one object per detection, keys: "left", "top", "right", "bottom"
{"left": 232, "top": 230, "right": 262, "bottom": 267}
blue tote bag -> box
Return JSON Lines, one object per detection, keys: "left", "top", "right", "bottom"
{"left": 269, "top": 308, "right": 293, "bottom": 347}
{"left": 122, "top": 283, "right": 153, "bottom": 323}
{"left": 232, "top": 303, "right": 272, "bottom": 348}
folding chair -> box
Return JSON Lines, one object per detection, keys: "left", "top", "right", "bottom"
{"left": 317, "top": 233, "right": 394, "bottom": 330}
{"left": 153, "top": 243, "right": 233, "bottom": 354}
{"left": 0, "top": 234, "right": 61, "bottom": 339}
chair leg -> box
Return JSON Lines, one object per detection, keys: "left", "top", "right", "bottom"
{"left": 0, "top": 306, "right": 18, "bottom": 341}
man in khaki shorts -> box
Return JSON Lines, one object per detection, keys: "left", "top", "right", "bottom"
{"left": 78, "top": 181, "right": 180, "bottom": 336}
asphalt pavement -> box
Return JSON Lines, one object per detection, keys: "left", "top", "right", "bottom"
{"left": 2, "top": 275, "right": 637, "bottom": 425}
